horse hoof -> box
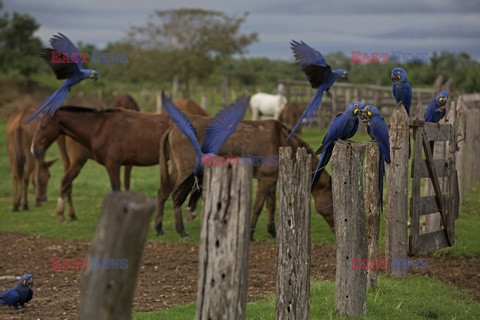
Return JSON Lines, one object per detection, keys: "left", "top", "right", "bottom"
{"left": 12, "top": 207, "right": 19, "bottom": 212}
{"left": 58, "top": 216, "right": 65, "bottom": 223}
{"left": 70, "top": 214, "right": 78, "bottom": 221}
{"left": 267, "top": 224, "right": 276, "bottom": 238}
{"left": 22, "top": 205, "right": 29, "bottom": 211}
{"left": 155, "top": 224, "right": 164, "bottom": 236}
{"left": 179, "top": 230, "right": 189, "bottom": 238}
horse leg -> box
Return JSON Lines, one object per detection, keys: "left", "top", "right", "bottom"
{"left": 250, "top": 179, "right": 270, "bottom": 240}
{"left": 106, "top": 163, "right": 121, "bottom": 191}
{"left": 21, "top": 176, "right": 29, "bottom": 210}
{"left": 123, "top": 165, "right": 132, "bottom": 191}
{"left": 265, "top": 182, "right": 277, "bottom": 238}
{"left": 12, "top": 176, "right": 21, "bottom": 212}
{"left": 57, "top": 158, "right": 87, "bottom": 222}
{"left": 174, "top": 205, "right": 188, "bottom": 238}
{"left": 155, "top": 179, "right": 174, "bottom": 236}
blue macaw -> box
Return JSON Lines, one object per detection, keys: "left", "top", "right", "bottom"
{"left": 424, "top": 91, "right": 448, "bottom": 123}
{"left": 287, "top": 40, "right": 349, "bottom": 140}
{"left": 312, "top": 101, "right": 364, "bottom": 189}
{"left": 361, "top": 105, "right": 391, "bottom": 209}
{"left": 26, "top": 33, "right": 98, "bottom": 123}
{"left": 391, "top": 67, "right": 412, "bottom": 116}
{"left": 0, "top": 274, "right": 33, "bottom": 309}
{"left": 162, "top": 92, "right": 248, "bottom": 210}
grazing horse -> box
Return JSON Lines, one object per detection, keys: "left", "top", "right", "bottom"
{"left": 249, "top": 92, "right": 287, "bottom": 120}
{"left": 172, "top": 98, "right": 209, "bottom": 116}
{"left": 31, "top": 106, "right": 172, "bottom": 222}
{"left": 54, "top": 95, "right": 141, "bottom": 222}
{"left": 157, "top": 117, "right": 334, "bottom": 238}
{"left": 6, "top": 107, "right": 56, "bottom": 211}
{"left": 278, "top": 102, "right": 305, "bottom": 135}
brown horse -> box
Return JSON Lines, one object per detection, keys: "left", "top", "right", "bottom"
{"left": 31, "top": 106, "right": 172, "bottom": 222}
{"left": 54, "top": 94, "right": 141, "bottom": 221}
{"left": 278, "top": 102, "right": 304, "bottom": 134}
{"left": 6, "top": 107, "right": 56, "bottom": 211}
{"left": 156, "top": 117, "right": 334, "bottom": 238}
{"left": 172, "top": 98, "right": 209, "bottom": 116}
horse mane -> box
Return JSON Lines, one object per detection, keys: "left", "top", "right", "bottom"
{"left": 59, "top": 105, "right": 122, "bottom": 113}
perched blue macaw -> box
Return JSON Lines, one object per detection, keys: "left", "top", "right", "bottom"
{"left": 26, "top": 33, "right": 98, "bottom": 123}
{"left": 0, "top": 274, "right": 33, "bottom": 309}
{"left": 361, "top": 105, "right": 391, "bottom": 209}
{"left": 162, "top": 92, "right": 248, "bottom": 210}
{"left": 312, "top": 101, "right": 364, "bottom": 189}
{"left": 391, "top": 67, "right": 412, "bottom": 116}
{"left": 424, "top": 91, "right": 448, "bottom": 123}
{"left": 287, "top": 40, "right": 349, "bottom": 139}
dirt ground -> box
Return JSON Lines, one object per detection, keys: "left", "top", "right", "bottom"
{"left": 0, "top": 232, "right": 479, "bottom": 319}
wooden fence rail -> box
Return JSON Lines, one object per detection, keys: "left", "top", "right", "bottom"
{"left": 276, "top": 147, "right": 311, "bottom": 320}
{"left": 79, "top": 192, "right": 155, "bottom": 320}
{"left": 196, "top": 161, "right": 252, "bottom": 320}
{"left": 331, "top": 141, "right": 367, "bottom": 317}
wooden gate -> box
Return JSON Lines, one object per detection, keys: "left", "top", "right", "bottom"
{"left": 409, "top": 120, "right": 460, "bottom": 255}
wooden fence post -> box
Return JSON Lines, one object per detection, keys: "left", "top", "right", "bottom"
{"left": 79, "top": 192, "right": 155, "bottom": 320}
{"left": 332, "top": 141, "right": 367, "bottom": 317}
{"left": 386, "top": 106, "right": 409, "bottom": 277}
{"left": 455, "top": 97, "right": 465, "bottom": 203}
{"left": 196, "top": 161, "right": 252, "bottom": 320}
{"left": 276, "top": 147, "right": 311, "bottom": 320}
{"left": 463, "top": 108, "right": 477, "bottom": 194}
{"left": 364, "top": 142, "right": 381, "bottom": 290}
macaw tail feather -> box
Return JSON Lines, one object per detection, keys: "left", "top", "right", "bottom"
{"left": 287, "top": 88, "right": 324, "bottom": 140}
{"left": 311, "top": 142, "right": 333, "bottom": 190}
{"left": 172, "top": 173, "right": 195, "bottom": 208}
{"left": 25, "top": 85, "right": 69, "bottom": 124}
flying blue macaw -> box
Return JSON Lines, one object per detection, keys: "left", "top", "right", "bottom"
{"left": 26, "top": 33, "right": 98, "bottom": 123}
{"left": 0, "top": 274, "right": 33, "bottom": 309}
{"left": 161, "top": 92, "right": 248, "bottom": 209}
{"left": 312, "top": 101, "right": 364, "bottom": 189}
{"left": 287, "top": 40, "right": 349, "bottom": 140}
{"left": 391, "top": 67, "right": 412, "bottom": 116}
{"left": 361, "top": 105, "right": 391, "bottom": 209}
{"left": 424, "top": 91, "right": 448, "bottom": 123}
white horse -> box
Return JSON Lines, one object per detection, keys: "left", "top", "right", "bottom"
{"left": 249, "top": 92, "right": 287, "bottom": 120}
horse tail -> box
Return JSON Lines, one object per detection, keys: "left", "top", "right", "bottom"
{"left": 56, "top": 135, "right": 70, "bottom": 172}
{"left": 159, "top": 127, "right": 172, "bottom": 198}
{"left": 14, "top": 127, "right": 26, "bottom": 179}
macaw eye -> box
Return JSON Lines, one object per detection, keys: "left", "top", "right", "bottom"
{"left": 354, "top": 103, "right": 358, "bottom": 107}
{"left": 343, "top": 71, "right": 346, "bottom": 74}
{"left": 397, "top": 71, "right": 400, "bottom": 74}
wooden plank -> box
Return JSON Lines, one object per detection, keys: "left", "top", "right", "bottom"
{"left": 196, "top": 161, "right": 252, "bottom": 320}
{"left": 364, "top": 142, "right": 381, "bottom": 291}
{"left": 332, "top": 141, "right": 367, "bottom": 317}
{"left": 417, "top": 159, "right": 448, "bottom": 178}
{"left": 386, "top": 106, "right": 409, "bottom": 276}
{"left": 418, "top": 195, "right": 450, "bottom": 215}
{"left": 409, "top": 124, "right": 423, "bottom": 256}
{"left": 422, "top": 132, "right": 451, "bottom": 246}
{"left": 423, "top": 122, "right": 451, "bottom": 141}
{"left": 276, "top": 147, "right": 311, "bottom": 320}
{"left": 79, "top": 192, "right": 155, "bottom": 320}
{"left": 415, "top": 230, "right": 450, "bottom": 255}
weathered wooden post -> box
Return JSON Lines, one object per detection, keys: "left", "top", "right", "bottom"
{"left": 276, "top": 147, "right": 311, "bottom": 320}
{"left": 455, "top": 97, "right": 465, "bottom": 203}
{"left": 463, "top": 108, "right": 477, "bottom": 194}
{"left": 332, "top": 141, "right": 367, "bottom": 317}
{"left": 155, "top": 91, "right": 162, "bottom": 114}
{"left": 386, "top": 106, "right": 409, "bottom": 277}
{"left": 196, "top": 161, "right": 252, "bottom": 320}
{"left": 79, "top": 192, "right": 155, "bottom": 320}
{"left": 364, "top": 142, "right": 381, "bottom": 290}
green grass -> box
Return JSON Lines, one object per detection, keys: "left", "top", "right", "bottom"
{"left": 133, "top": 276, "right": 480, "bottom": 320}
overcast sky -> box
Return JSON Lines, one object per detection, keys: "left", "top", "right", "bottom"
{"left": 5, "top": 0, "right": 480, "bottom": 61}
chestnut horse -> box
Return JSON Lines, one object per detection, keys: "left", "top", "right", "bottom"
{"left": 31, "top": 106, "right": 172, "bottom": 222}
{"left": 7, "top": 107, "right": 56, "bottom": 211}
{"left": 157, "top": 117, "right": 334, "bottom": 238}
{"left": 172, "top": 98, "right": 209, "bottom": 116}
{"left": 278, "top": 102, "right": 304, "bottom": 135}
{"left": 54, "top": 94, "right": 140, "bottom": 221}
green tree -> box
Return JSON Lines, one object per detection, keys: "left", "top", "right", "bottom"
{"left": 0, "top": 1, "right": 42, "bottom": 76}
{"left": 125, "top": 8, "right": 258, "bottom": 95}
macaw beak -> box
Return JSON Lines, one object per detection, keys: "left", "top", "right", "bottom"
{"left": 341, "top": 74, "right": 349, "bottom": 81}
{"left": 353, "top": 108, "right": 359, "bottom": 115}
{"left": 391, "top": 74, "right": 400, "bottom": 81}
{"left": 90, "top": 72, "right": 98, "bottom": 81}
{"left": 439, "top": 97, "right": 447, "bottom": 105}
{"left": 360, "top": 109, "right": 372, "bottom": 122}
{"left": 23, "top": 278, "right": 33, "bottom": 287}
